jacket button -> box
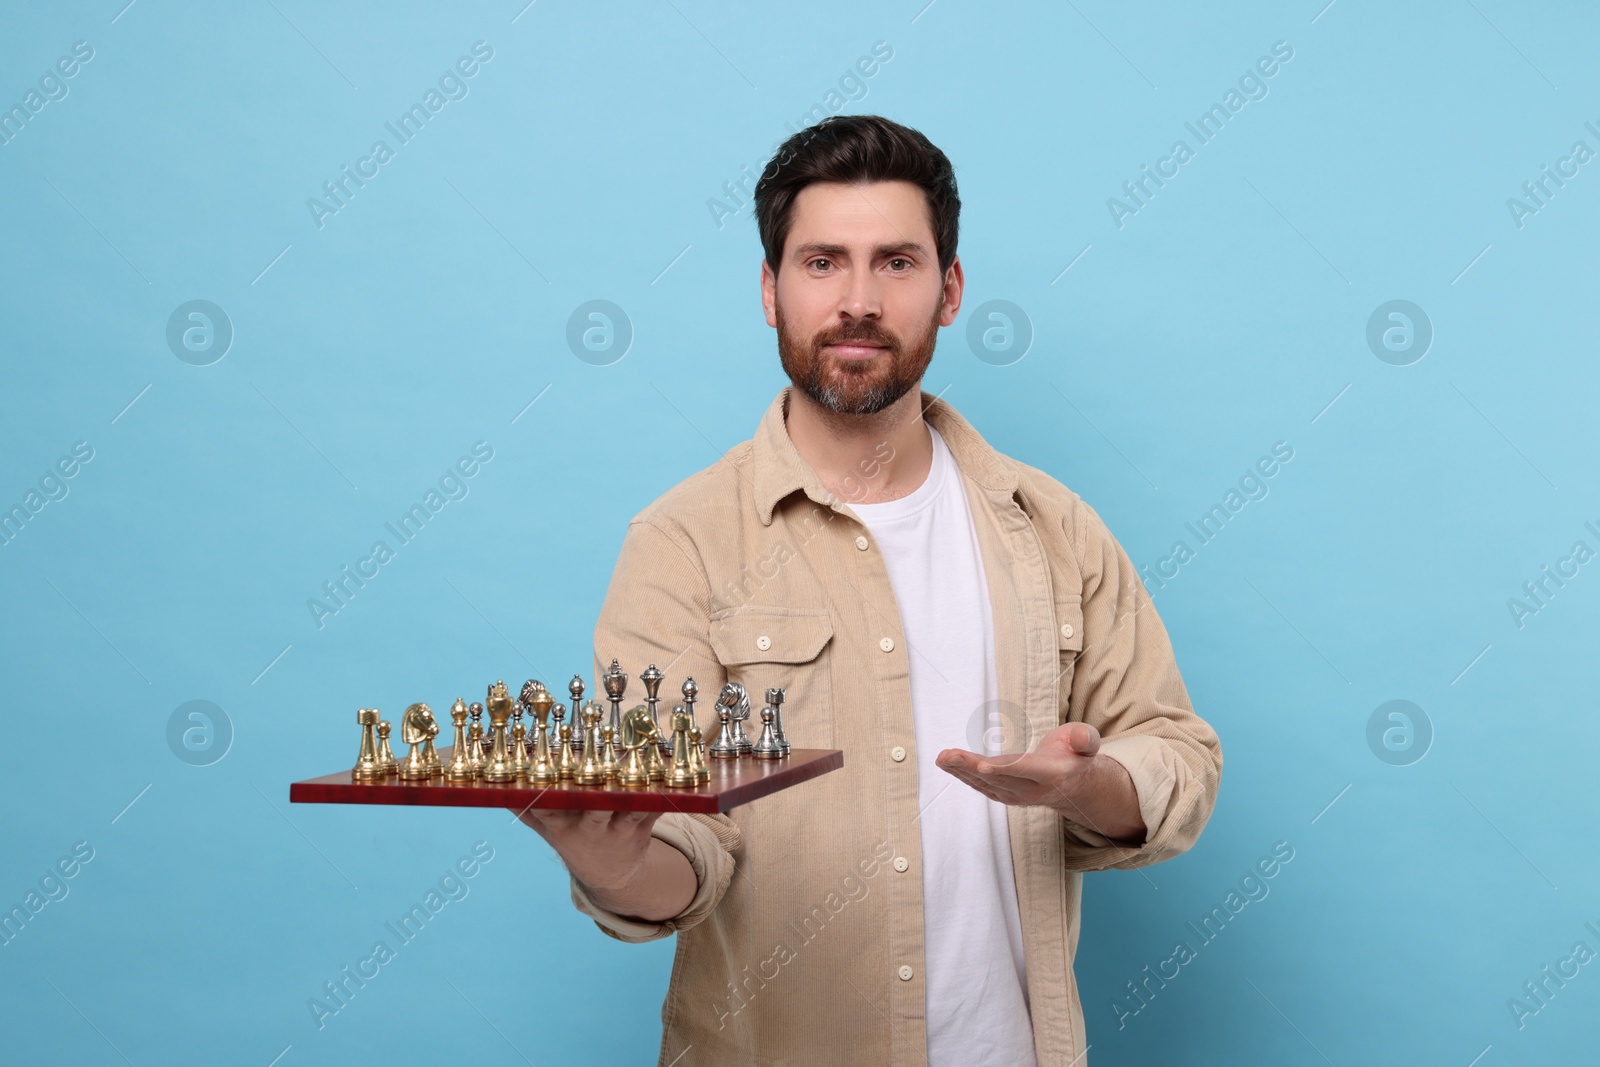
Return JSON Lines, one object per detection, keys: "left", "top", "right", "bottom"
{"left": 898, "top": 965, "right": 914, "bottom": 981}
{"left": 893, "top": 856, "right": 909, "bottom": 873}
{"left": 879, "top": 636, "right": 895, "bottom": 652}
{"left": 1060, "top": 623, "right": 1074, "bottom": 639}
{"left": 855, "top": 535, "right": 870, "bottom": 550}
{"left": 756, "top": 634, "right": 772, "bottom": 651}
{"left": 890, "top": 745, "right": 907, "bottom": 762}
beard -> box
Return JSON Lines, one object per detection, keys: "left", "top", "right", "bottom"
{"left": 776, "top": 300, "right": 940, "bottom": 416}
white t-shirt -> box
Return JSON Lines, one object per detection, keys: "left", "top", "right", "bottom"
{"left": 850, "top": 424, "right": 1038, "bottom": 1067}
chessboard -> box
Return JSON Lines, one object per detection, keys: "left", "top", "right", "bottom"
{"left": 288, "top": 666, "right": 842, "bottom": 815}
{"left": 290, "top": 745, "right": 843, "bottom": 814}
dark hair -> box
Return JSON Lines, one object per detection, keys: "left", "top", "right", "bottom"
{"left": 754, "top": 114, "right": 960, "bottom": 276}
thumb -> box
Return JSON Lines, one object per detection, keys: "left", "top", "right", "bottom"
{"left": 1063, "top": 721, "right": 1101, "bottom": 756}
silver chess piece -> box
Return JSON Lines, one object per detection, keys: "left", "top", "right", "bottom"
{"left": 640, "top": 664, "right": 665, "bottom": 751}
{"left": 752, "top": 706, "right": 783, "bottom": 760}
{"left": 568, "top": 675, "right": 586, "bottom": 752}
{"left": 715, "top": 681, "right": 753, "bottom": 756}
{"left": 603, "top": 659, "right": 628, "bottom": 743}
{"left": 766, "top": 687, "right": 790, "bottom": 756}
{"left": 709, "top": 699, "right": 738, "bottom": 760}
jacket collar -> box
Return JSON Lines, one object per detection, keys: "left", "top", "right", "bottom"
{"left": 751, "top": 385, "right": 1021, "bottom": 526}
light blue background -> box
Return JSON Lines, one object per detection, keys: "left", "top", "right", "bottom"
{"left": 2, "top": 1, "right": 1596, "bottom": 1064}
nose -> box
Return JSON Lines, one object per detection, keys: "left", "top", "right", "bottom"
{"left": 838, "top": 265, "right": 882, "bottom": 321}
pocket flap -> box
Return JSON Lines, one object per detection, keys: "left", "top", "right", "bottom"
{"left": 709, "top": 609, "right": 835, "bottom": 666}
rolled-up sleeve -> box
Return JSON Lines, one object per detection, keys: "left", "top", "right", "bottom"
{"left": 1058, "top": 498, "right": 1223, "bottom": 871}
{"left": 570, "top": 517, "right": 742, "bottom": 936}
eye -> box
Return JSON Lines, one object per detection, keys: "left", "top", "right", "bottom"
{"left": 808, "top": 258, "right": 833, "bottom": 272}
{"left": 887, "top": 257, "right": 911, "bottom": 272}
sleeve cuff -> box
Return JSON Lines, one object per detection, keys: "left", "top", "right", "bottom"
{"left": 569, "top": 813, "right": 738, "bottom": 943}
{"left": 1060, "top": 735, "right": 1179, "bottom": 851}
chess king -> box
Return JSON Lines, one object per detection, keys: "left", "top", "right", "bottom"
{"left": 510, "top": 115, "right": 1223, "bottom": 1065}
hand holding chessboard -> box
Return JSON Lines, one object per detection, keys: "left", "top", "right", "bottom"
{"left": 289, "top": 662, "right": 842, "bottom": 815}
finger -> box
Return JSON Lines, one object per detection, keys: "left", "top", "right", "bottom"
{"left": 1064, "top": 721, "right": 1102, "bottom": 756}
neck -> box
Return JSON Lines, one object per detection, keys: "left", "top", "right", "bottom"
{"left": 783, "top": 385, "right": 934, "bottom": 505}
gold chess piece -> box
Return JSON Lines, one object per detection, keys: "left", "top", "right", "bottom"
{"left": 510, "top": 715, "right": 532, "bottom": 781}
{"left": 352, "top": 708, "right": 383, "bottom": 781}
{"left": 375, "top": 720, "right": 398, "bottom": 776}
{"left": 619, "top": 739, "right": 650, "bottom": 788}
{"left": 556, "top": 723, "right": 576, "bottom": 780}
{"left": 445, "top": 698, "right": 477, "bottom": 782}
{"left": 665, "top": 708, "right": 697, "bottom": 789}
{"left": 600, "top": 725, "right": 620, "bottom": 783}
{"left": 528, "top": 683, "right": 557, "bottom": 786}
{"left": 575, "top": 702, "right": 604, "bottom": 785}
{"left": 689, "top": 723, "right": 709, "bottom": 785}
{"left": 398, "top": 702, "right": 440, "bottom": 780}
{"left": 483, "top": 680, "right": 516, "bottom": 783}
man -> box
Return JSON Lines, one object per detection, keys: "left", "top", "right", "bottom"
{"left": 514, "top": 114, "right": 1222, "bottom": 1065}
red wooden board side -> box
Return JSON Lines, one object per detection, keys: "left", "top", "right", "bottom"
{"left": 289, "top": 747, "right": 843, "bottom": 814}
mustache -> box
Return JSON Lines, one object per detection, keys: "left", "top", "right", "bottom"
{"left": 814, "top": 321, "right": 898, "bottom": 350}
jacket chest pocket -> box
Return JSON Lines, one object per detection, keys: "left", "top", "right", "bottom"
{"left": 708, "top": 608, "right": 836, "bottom": 749}
{"left": 1054, "top": 593, "right": 1086, "bottom": 723}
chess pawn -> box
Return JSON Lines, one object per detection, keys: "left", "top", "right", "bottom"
{"left": 398, "top": 702, "right": 441, "bottom": 780}
{"left": 528, "top": 684, "right": 557, "bottom": 786}
{"left": 600, "top": 725, "right": 621, "bottom": 783}
{"left": 575, "top": 703, "right": 604, "bottom": 785}
{"left": 766, "top": 687, "right": 791, "bottom": 756}
{"left": 680, "top": 676, "right": 699, "bottom": 754}
{"left": 352, "top": 708, "right": 383, "bottom": 781}
{"left": 644, "top": 715, "right": 669, "bottom": 782}
{"left": 568, "top": 675, "right": 587, "bottom": 752}
{"left": 509, "top": 710, "right": 532, "bottom": 781}
{"left": 374, "top": 721, "right": 399, "bottom": 776}
{"left": 689, "top": 724, "right": 709, "bottom": 785}
{"left": 483, "top": 681, "right": 516, "bottom": 783}
{"left": 709, "top": 702, "right": 739, "bottom": 759}
{"left": 752, "top": 706, "right": 783, "bottom": 760}
{"left": 603, "top": 659, "right": 628, "bottom": 744}
{"left": 470, "top": 701, "right": 489, "bottom": 757}
{"left": 445, "top": 699, "right": 477, "bottom": 781}
{"left": 665, "top": 709, "right": 697, "bottom": 788}
{"left": 555, "top": 723, "right": 577, "bottom": 781}
{"left": 618, "top": 740, "right": 650, "bottom": 788}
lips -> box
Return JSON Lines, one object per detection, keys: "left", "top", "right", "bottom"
{"left": 823, "top": 342, "right": 888, "bottom": 360}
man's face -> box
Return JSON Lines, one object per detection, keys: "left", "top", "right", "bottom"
{"left": 762, "top": 180, "right": 962, "bottom": 415}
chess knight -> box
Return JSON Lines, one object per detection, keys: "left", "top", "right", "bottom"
{"left": 509, "top": 115, "right": 1222, "bottom": 1066}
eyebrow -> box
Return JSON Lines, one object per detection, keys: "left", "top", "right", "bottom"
{"left": 791, "top": 241, "right": 931, "bottom": 262}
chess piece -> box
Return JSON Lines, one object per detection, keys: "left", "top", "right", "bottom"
{"left": 752, "top": 706, "right": 783, "bottom": 760}
{"left": 445, "top": 698, "right": 477, "bottom": 781}
{"left": 665, "top": 708, "right": 697, "bottom": 788}
{"left": 767, "top": 687, "right": 790, "bottom": 756}
{"left": 483, "top": 680, "right": 516, "bottom": 783}
{"left": 575, "top": 702, "right": 604, "bottom": 785}
{"left": 556, "top": 723, "right": 576, "bottom": 780}
{"left": 689, "top": 723, "right": 709, "bottom": 785}
{"left": 603, "top": 659, "right": 628, "bottom": 743}
{"left": 375, "top": 720, "right": 398, "bottom": 776}
{"left": 643, "top": 713, "right": 668, "bottom": 781}
{"left": 682, "top": 676, "right": 699, "bottom": 728}
{"left": 528, "top": 683, "right": 557, "bottom": 785}
{"left": 640, "top": 664, "right": 664, "bottom": 749}
{"left": 618, "top": 739, "right": 650, "bottom": 788}
{"left": 509, "top": 704, "right": 532, "bottom": 781}
{"left": 568, "top": 675, "right": 587, "bottom": 752}
{"left": 398, "top": 702, "right": 440, "bottom": 779}
{"left": 352, "top": 708, "right": 383, "bottom": 781}
{"left": 470, "top": 701, "right": 489, "bottom": 757}
{"left": 709, "top": 700, "right": 739, "bottom": 760}
{"left": 600, "top": 725, "right": 620, "bottom": 783}
{"left": 715, "top": 682, "right": 754, "bottom": 756}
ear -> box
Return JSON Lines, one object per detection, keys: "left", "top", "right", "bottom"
{"left": 938, "top": 255, "right": 964, "bottom": 328}
{"left": 761, "top": 259, "right": 778, "bottom": 328}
